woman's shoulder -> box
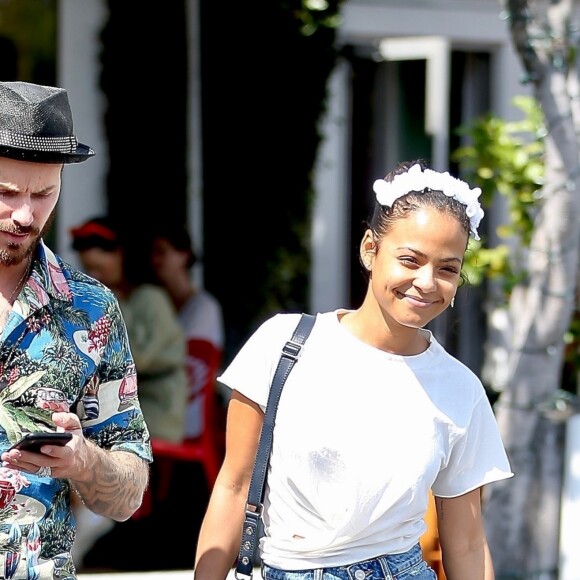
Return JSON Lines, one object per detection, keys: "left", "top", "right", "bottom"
{"left": 258, "top": 311, "right": 310, "bottom": 333}
{"left": 132, "top": 283, "right": 171, "bottom": 301}
{"left": 236, "top": 312, "right": 308, "bottom": 351}
{"left": 425, "top": 330, "right": 486, "bottom": 390}
{"left": 259, "top": 310, "right": 340, "bottom": 338}
{"left": 183, "top": 289, "right": 223, "bottom": 320}
{"left": 129, "top": 284, "right": 177, "bottom": 316}
{"left": 193, "top": 288, "right": 222, "bottom": 309}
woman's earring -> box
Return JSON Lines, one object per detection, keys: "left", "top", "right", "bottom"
{"left": 450, "top": 296, "right": 455, "bottom": 308}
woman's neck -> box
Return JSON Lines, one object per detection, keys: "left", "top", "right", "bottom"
{"left": 165, "top": 273, "right": 197, "bottom": 311}
{"left": 340, "top": 307, "right": 428, "bottom": 356}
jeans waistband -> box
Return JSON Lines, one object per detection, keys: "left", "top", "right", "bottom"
{"left": 261, "top": 543, "right": 435, "bottom": 579}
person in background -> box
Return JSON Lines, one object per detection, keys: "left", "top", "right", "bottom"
{"left": 71, "top": 216, "right": 189, "bottom": 443}
{"left": 194, "top": 160, "right": 514, "bottom": 579}
{"left": 150, "top": 224, "right": 225, "bottom": 440}
{"left": 70, "top": 216, "right": 189, "bottom": 567}
{"left": 0, "top": 81, "right": 151, "bottom": 579}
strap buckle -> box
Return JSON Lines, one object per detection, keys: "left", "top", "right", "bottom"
{"left": 245, "top": 502, "right": 262, "bottom": 517}
{"left": 235, "top": 505, "right": 261, "bottom": 579}
{"left": 282, "top": 340, "right": 302, "bottom": 360}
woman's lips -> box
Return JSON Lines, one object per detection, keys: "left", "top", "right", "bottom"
{"left": 399, "top": 292, "right": 436, "bottom": 307}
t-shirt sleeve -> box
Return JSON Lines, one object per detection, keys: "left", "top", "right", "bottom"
{"left": 184, "top": 292, "right": 224, "bottom": 347}
{"left": 431, "top": 395, "right": 514, "bottom": 497}
{"left": 217, "top": 313, "right": 302, "bottom": 410}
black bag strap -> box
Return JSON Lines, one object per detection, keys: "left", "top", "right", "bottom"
{"left": 235, "top": 312, "right": 317, "bottom": 579}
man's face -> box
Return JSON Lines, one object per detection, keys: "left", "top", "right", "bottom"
{"left": 0, "top": 157, "right": 62, "bottom": 266}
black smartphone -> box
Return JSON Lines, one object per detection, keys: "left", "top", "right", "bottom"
{"left": 9, "top": 432, "right": 72, "bottom": 453}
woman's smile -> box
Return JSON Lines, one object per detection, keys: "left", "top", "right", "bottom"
{"left": 398, "top": 291, "right": 438, "bottom": 307}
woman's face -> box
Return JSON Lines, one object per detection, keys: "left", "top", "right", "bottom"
{"left": 150, "top": 237, "right": 188, "bottom": 283}
{"left": 364, "top": 206, "right": 467, "bottom": 330}
{"left": 77, "top": 246, "right": 124, "bottom": 289}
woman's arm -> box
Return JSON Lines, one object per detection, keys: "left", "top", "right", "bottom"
{"left": 194, "top": 390, "right": 263, "bottom": 580}
{"left": 435, "top": 488, "right": 494, "bottom": 580}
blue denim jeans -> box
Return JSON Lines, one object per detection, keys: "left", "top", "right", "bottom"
{"left": 261, "top": 543, "right": 437, "bottom": 579}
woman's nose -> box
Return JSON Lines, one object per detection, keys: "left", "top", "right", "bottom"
{"left": 414, "top": 266, "right": 437, "bottom": 292}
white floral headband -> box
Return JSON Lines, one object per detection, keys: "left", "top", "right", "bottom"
{"left": 373, "top": 163, "right": 485, "bottom": 240}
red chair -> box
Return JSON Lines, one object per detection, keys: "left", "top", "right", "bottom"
{"left": 150, "top": 339, "right": 225, "bottom": 502}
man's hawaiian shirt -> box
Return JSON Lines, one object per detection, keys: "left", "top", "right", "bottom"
{"left": 0, "top": 240, "right": 152, "bottom": 579}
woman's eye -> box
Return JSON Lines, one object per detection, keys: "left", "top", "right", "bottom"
{"left": 442, "top": 266, "right": 459, "bottom": 275}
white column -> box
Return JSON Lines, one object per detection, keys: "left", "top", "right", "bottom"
{"left": 56, "top": 0, "right": 108, "bottom": 267}
{"left": 559, "top": 414, "right": 580, "bottom": 579}
{"left": 310, "top": 59, "right": 350, "bottom": 313}
{"left": 186, "top": 0, "right": 204, "bottom": 286}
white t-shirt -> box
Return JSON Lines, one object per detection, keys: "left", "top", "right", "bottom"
{"left": 179, "top": 288, "right": 224, "bottom": 345}
{"left": 218, "top": 310, "right": 513, "bottom": 570}
{"left": 180, "top": 289, "right": 224, "bottom": 438}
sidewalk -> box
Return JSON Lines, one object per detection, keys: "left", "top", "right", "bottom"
{"left": 79, "top": 573, "right": 191, "bottom": 580}
{"left": 78, "top": 568, "right": 260, "bottom": 579}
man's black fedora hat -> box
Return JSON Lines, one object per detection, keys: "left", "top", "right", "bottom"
{"left": 0, "top": 81, "right": 94, "bottom": 164}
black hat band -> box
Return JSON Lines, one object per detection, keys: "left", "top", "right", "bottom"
{"left": 0, "top": 129, "right": 79, "bottom": 154}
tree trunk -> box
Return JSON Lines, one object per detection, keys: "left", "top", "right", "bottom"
{"left": 485, "top": 1, "right": 580, "bottom": 577}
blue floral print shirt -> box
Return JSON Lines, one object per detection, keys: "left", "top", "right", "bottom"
{"left": 0, "top": 241, "right": 152, "bottom": 579}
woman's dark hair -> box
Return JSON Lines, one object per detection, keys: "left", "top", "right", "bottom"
{"left": 368, "top": 159, "right": 471, "bottom": 243}
{"left": 361, "top": 159, "right": 472, "bottom": 285}
{"left": 153, "top": 224, "right": 197, "bottom": 269}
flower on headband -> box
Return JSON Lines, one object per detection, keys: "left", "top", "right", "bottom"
{"left": 373, "top": 164, "right": 485, "bottom": 240}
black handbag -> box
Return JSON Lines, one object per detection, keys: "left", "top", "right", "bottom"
{"left": 235, "top": 313, "right": 317, "bottom": 579}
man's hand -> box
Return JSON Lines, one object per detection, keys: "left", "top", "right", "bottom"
{"left": 1, "top": 411, "right": 150, "bottom": 521}
{"left": 1, "top": 412, "right": 82, "bottom": 478}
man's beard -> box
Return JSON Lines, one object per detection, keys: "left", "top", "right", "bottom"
{"left": 0, "top": 209, "right": 56, "bottom": 267}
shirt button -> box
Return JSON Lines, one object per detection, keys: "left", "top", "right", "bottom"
{"left": 354, "top": 571, "right": 366, "bottom": 580}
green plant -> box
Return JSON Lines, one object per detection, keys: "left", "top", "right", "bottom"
{"left": 453, "top": 96, "right": 580, "bottom": 381}
{"left": 452, "top": 95, "right": 544, "bottom": 297}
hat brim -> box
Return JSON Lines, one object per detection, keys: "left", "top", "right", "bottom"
{"left": 0, "top": 142, "right": 95, "bottom": 164}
